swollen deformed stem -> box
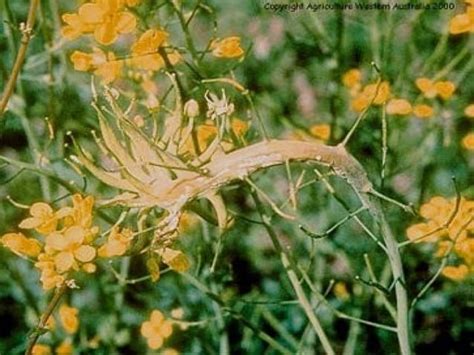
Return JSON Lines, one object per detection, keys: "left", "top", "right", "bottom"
{"left": 80, "top": 131, "right": 411, "bottom": 353}
{"left": 159, "top": 140, "right": 410, "bottom": 354}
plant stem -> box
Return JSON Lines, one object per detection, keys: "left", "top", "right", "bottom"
{"left": 250, "top": 190, "right": 335, "bottom": 355}
{"left": 25, "top": 283, "right": 68, "bottom": 355}
{"left": 0, "top": 0, "right": 39, "bottom": 116}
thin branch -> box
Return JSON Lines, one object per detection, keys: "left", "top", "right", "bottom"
{"left": 25, "top": 283, "right": 68, "bottom": 355}
{"left": 0, "top": 0, "right": 40, "bottom": 116}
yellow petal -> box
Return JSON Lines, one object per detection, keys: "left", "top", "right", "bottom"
{"left": 78, "top": 3, "right": 105, "bottom": 24}
{"left": 115, "top": 11, "right": 136, "bottom": 34}
{"left": 464, "top": 104, "right": 474, "bottom": 118}
{"left": 140, "top": 321, "right": 154, "bottom": 338}
{"left": 386, "top": 99, "right": 412, "bottom": 115}
{"left": 413, "top": 104, "right": 434, "bottom": 119}
{"left": 441, "top": 264, "right": 469, "bottom": 280}
{"left": 54, "top": 252, "right": 74, "bottom": 273}
{"left": 434, "top": 81, "right": 456, "bottom": 100}
{"left": 55, "top": 340, "right": 73, "bottom": 355}
{"left": 147, "top": 336, "right": 164, "bottom": 350}
{"left": 46, "top": 233, "right": 68, "bottom": 251}
{"left": 59, "top": 304, "right": 79, "bottom": 334}
{"left": 462, "top": 132, "right": 474, "bottom": 150}
{"left": 70, "top": 51, "right": 93, "bottom": 72}
{"left": 65, "top": 226, "right": 86, "bottom": 245}
{"left": 82, "top": 263, "right": 97, "bottom": 273}
{"left": 94, "top": 22, "right": 118, "bottom": 45}
{"left": 74, "top": 245, "right": 96, "bottom": 262}
{"left": 342, "top": 69, "right": 362, "bottom": 88}
{"left": 150, "top": 310, "right": 164, "bottom": 324}
{"left": 31, "top": 344, "right": 52, "bottom": 355}
{"left": 159, "top": 320, "right": 173, "bottom": 337}
{"left": 211, "top": 36, "right": 244, "bottom": 58}
{"left": 449, "top": 14, "right": 472, "bottom": 35}
{"left": 309, "top": 124, "right": 331, "bottom": 141}
{"left": 131, "top": 29, "right": 168, "bottom": 56}
{"left": 19, "top": 217, "right": 42, "bottom": 229}
{"left": 30, "top": 202, "right": 53, "bottom": 217}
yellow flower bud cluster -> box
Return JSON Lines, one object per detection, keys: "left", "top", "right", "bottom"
{"left": 406, "top": 196, "right": 474, "bottom": 281}
{"left": 341, "top": 69, "right": 458, "bottom": 121}
{"left": 0, "top": 194, "right": 135, "bottom": 290}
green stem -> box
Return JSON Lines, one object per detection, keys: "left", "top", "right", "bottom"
{"left": 251, "top": 190, "right": 335, "bottom": 355}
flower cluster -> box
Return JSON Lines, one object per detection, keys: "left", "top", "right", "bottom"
{"left": 70, "top": 28, "right": 181, "bottom": 84}
{"left": 62, "top": 0, "right": 244, "bottom": 87}
{"left": 61, "top": 0, "right": 139, "bottom": 45}
{"left": 342, "top": 69, "right": 459, "bottom": 121}
{"left": 449, "top": 0, "right": 474, "bottom": 35}
{"left": 406, "top": 196, "right": 474, "bottom": 281}
{"left": 210, "top": 37, "right": 245, "bottom": 58}
{"left": 0, "top": 194, "right": 134, "bottom": 290}
{"left": 342, "top": 68, "right": 390, "bottom": 111}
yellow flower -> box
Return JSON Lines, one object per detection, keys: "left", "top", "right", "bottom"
{"left": 65, "top": 194, "right": 95, "bottom": 230}
{"left": 351, "top": 81, "right": 390, "bottom": 112}
{"left": 160, "top": 248, "right": 190, "bottom": 272}
{"left": 61, "top": 13, "right": 94, "bottom": 40}
{"left": 35, "top": 253, "right": 65, "bottom": 290}
{"left": 415, "top": 78, "right": 437, "bottom": 99}
{"left": 342, "top": 69, "right": 361, "bottom": 88}
{"left": 70, "top": 51, "right": 94, "bottom": 72}
{"left": 70, "top": 49, "right": 124, "bottom": 83}
{"left": 441, "top": 264, "right": 469, "bottom": 280}
{"left": 434, "top": 81, "right": 456, "bottom": 100}
{"left": 98, "top": 227, "right": 134, "bottom": 257}
{"left": 82, "top": 262, "right": 97, "bottom": 273}
{"left": 131, "top": 29, "right": 169, "bottom": 55}
{"left": 415, "top": 78, "right": 456, "bottom": 99}
{"left": 309, "top": 124, "right": 331, "bottom": 141}
{"left": 1, "top": 232, "right": 42, "bottom": 258}
{"left": 19, "top": 202, "right": 71, "bottom": 234}
{"left": 211, "top": 37, "right": 244, "bottom": 58}
{"left": 31, "top": 344, "right": 52, "bottom": 355}
{"left": 406, "top": 222, "right": 440, "bottom": 243}
{"left": 125, "top": 29, "right": 181, "bottom": 72}
{"left": 455, "top": 238, "right": 474, "bottom": 263}
{"left": 62, "top": 0, "right": 137, "bottom": 45}
{"left": 449, "top": 8, "right": 474, "bottom": 35}
{"left": 465, "top": 104, "right": 474, "bottom": 118}
{"left": 413, "top": 104, "right": 434, "bottom": 119}
{"left": 45, "top": 226, "right": 96, "bottom": 273}
{"left": 163, "top": 349, "right": 180, "bottom": 355}
{"left": 462, "top": 132, "right": 474, "bottom": 150}
{"left": 386, "top": 99, "right": 412, "bottom": 115}
{"left": 141, "top": 310, "right": 173, "bottom": 350}
{"left": 59, "top": 304, "right": 79, "bottom": 335}
{"left": 55, "top": 340, "right": 73, "bottom": 355}
{"left": 407, "top": 195, "right": 474, "bottom": 280}
{"left": 419, "top": 196, "right": 451, "bottom": 223}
